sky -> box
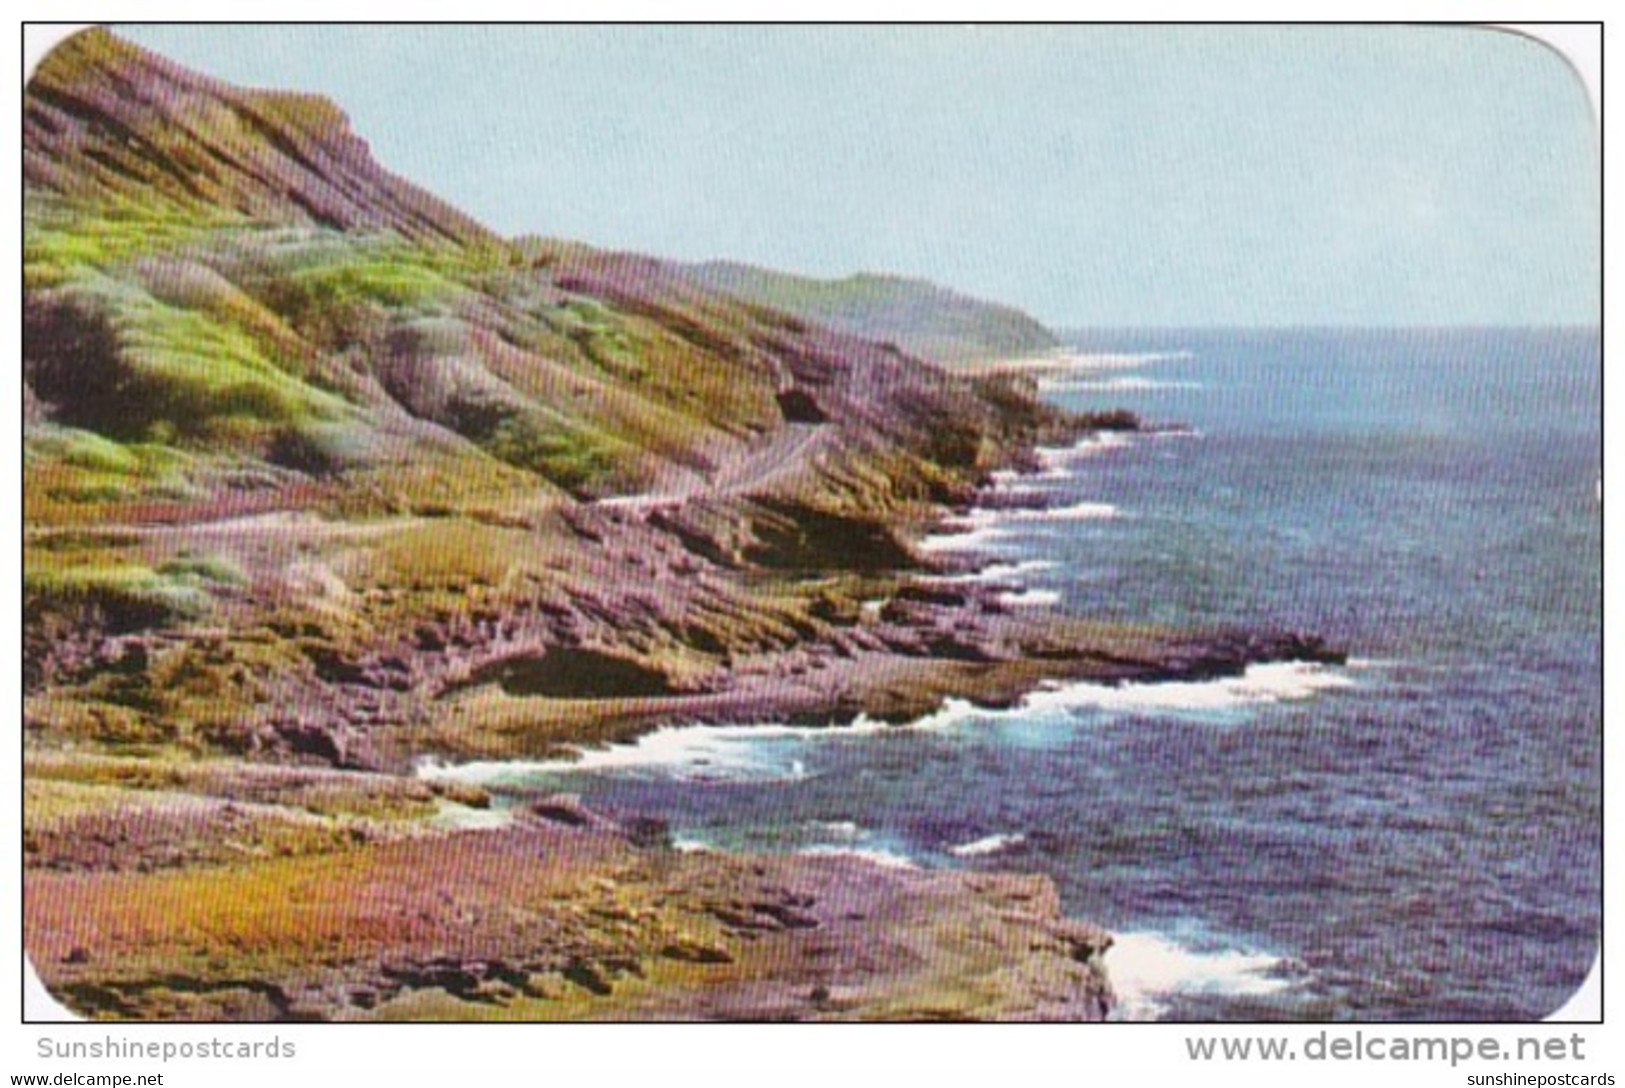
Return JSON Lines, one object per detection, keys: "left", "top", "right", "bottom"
{"left": 101, "top": 24, "right": 1599, "bottom": 328}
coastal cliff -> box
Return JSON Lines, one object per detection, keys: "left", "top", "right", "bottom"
{"left": 24, "top": 29, "right": 1337, "bottom": 1021}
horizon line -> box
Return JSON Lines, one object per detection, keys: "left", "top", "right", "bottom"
{"left": 1051, "top": 322, "right": 1600, "bottom": 333}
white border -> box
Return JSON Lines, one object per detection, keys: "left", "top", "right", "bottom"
{"left": 8, "top": 13, "right": 1611, "bottom": 1083}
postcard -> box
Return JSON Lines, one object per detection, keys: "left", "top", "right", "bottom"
{"left": 21, "top": 24, "right": 1600, "bottom": 1031}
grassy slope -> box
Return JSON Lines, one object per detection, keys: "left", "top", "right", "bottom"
{"left": 24, "top": 36, "right": 1108, "bottom": 763}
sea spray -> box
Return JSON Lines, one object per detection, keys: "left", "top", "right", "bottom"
{"left": 1106, "top": 930, "right": 1295, "bottom": 1021}
{"left": 415, "top": 662, "right": 1356, "bottom": 788}
{"left": 948, "top": 832, "right": 1027, "bottom": 858}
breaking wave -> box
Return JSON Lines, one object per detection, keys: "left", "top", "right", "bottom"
{"left": 1107, "top": 930, "right": 1297, "bottom": 1021}
{"left": 1040, "top": 376, "right": 1203, "bottom": 393}
{"left": 948, "top": 832, "right": 1027, "bottom": 858}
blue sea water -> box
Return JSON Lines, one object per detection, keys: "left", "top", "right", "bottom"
{"left": 440, "top": 328, "right": 1601, "bottom": 1021}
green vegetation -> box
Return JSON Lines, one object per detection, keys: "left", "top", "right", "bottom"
{"left": 23, "top": 198, "right": 233, "bottom": 289}
{"left": 156, "top": 552, "right": 247, "bottom": 586}
{"left": 115, "top": 293, "right": 350, "bottom": 435}
{"left": 26, "top": 428, "right": 140, "bottom": 475}
{"left": 26, "top": 214, "right": 786, "bottom": 509}
{"left": 485, "top": 413, "right": 621, "bottom": 493}
{"left": 24, "top": 559, "right": 212, "bottom": 627}
{"left": 258, "top": 237, "right": 481, "bottom": 313}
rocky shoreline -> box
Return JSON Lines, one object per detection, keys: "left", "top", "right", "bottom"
{"left": 29, "top": 785, "right": 1115, "bottom": 1022}
{"left": 24, "top": 370, "right": 1344, "bottom": 1024}
{"left": 26, "top": 431, "right": 1343, "bottom": 1022}
{"left": 24, "top": 30, "right": 1346, "bottom": 1022}
{"left": 25, "top": 387, "right": 1346, "bottom": 1026}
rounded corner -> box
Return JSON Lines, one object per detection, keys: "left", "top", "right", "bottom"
{"left": 1482, "top": 24, "right": 1600, "bottom": 132}
{"left": 1537, "top": 937, "right": 1602, "bottom": 1022}
{"left": 25, "top": 24, "right": 116, "bottom": 94}
{"left": 23, "top": 945, "right": 93, "bottom": 1023}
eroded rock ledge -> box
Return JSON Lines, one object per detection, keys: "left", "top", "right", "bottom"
{"left": 28, "top": 795, "right": 1112, "bottom": 1022}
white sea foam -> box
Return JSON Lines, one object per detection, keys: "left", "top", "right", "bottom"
{"left": 991, "top": 463, "right": 1072, "bottom": 485}
{"left": 980, "top": 559, "right": 1060, "bottom": 578}
{"left": 1019, "top": 661, "right": 1354, "bottom": 716}
{"left": 1035, "top": 431, "right": 1135, "bottom": 467}
{"left": 926, "top": 559, "right": 1060, "bottom": 586}
{"left": 1004, "top": 501, "right": 1119, "bottom": 522}
{"left": 1000, "top": 349, "right": 1194, "bottom": 372}
{"left": 900, "top": 662, "right": 1354, "bottom": 733}
{"left": 672, "top": 837, "right": 716, "bottom": 853}
{"left": 947, "top": 832, "right": 1026, "bottom": 858}
{"left": 429, "top": 801, "right": 516, "bottom": 831}
{"left": 907, "top": 697, "right": 987, "bottom": 731}
{"left": 998, "top": 588, "right": 1060, "bottom": 609}
{"left": 992, "top": 432, "right": 1133, "bottom": 486}
{"left": 1346, "top": 656, "right": 1403, "bottom": 670}
{"left": 1040, "top": 376, "right": 1203, "bottom": 393}
{"left": 1070, "top": 349, "right": 1194, "bottom": 368}
{"left": 810, "top": 820, "right": 862, "bottom": 840}
{"left": 916, "top": 523, "right": 1015, "bottom": 553}
{"left": 417, "top": 663, "right": 1355, "bottom": 786}
{"left": 1107, "top": 931, "right": 1294, "bottom": 1021}
{"left": 924, "top": 501, "right": 1118, "bottom": 555}
{"left": 416, "top": 717, "right": 903, "bottom": 786}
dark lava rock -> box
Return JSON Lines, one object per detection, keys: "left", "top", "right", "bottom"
{"left": 526, "top": 794, "right": 617, "bottom": 831}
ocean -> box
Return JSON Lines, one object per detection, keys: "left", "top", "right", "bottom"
{"left": 427, "top": 328, "right": 1601, "bottom": 1021}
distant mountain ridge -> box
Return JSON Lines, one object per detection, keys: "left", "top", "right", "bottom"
{"left": 679, "top": 260, "right": 1061, "bottom": 366}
